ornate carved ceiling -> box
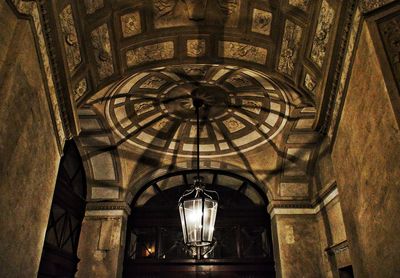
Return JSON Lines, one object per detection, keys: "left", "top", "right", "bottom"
{"left": 53, "top": 0, "right": 343, "bottom": 110}
{"left": 104, "top": 64, "right": 290, "bottom": 157}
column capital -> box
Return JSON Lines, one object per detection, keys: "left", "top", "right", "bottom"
{"left": 85, "top": 201, "right": 131, "bottom": 218}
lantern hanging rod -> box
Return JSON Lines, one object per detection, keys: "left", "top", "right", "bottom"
{"left": 193, "top": 94, "right": 204, "bottom": 181}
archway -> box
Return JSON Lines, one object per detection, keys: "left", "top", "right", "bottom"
{"left": 38, "top": 140, "right": 87, "bottom": 277}
{"left": 123, "top": 169, "right": 275, "bottom": 278}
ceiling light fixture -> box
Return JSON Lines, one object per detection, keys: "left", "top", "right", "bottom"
{"left": 178, "top": 90, "right": 219, "bottom": 254}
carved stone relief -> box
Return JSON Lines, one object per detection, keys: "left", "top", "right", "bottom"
{"left": 134, "top": 102, "right": 154, "bottom": 115}
{"left": 242, "top": 100, "right": 262, "bottom": 114}
{"left": 251, "top": 8, "right": 273, "bottom": 36}
{"left": 126, "top": 41, "right": 174, "bottom": 67}
{"left": 226, "top": 74, "right": 253, "bottom": 87}
{"left": 289, "top": 0, "right": 311, "bottom": 12}
{"left": 379, "top": 13, "right": 400, "bottom": 89}
{"left": 182, "top": 65, "right": 209, "bottom": 76}
{"left": 153, "top": 118, "right": 171, "bottom": 131}
{"left": 73, "top": 78, "right": 87, "bottom": 100}
{"left": 59, "top": 5, "right": 81, "bottom": 73}
{"left": 84, "top": 0, "right": 104, "bottom": 15}
{"left": 140, "top": 76, "right": 167, "bottom": 89}
{"left": 304, "top": 73, "right": 317, "bottom": 93}
{"left": 217, "top": 0, "right": 240, "bottom": 15}
{"left": 223, "top": 118, "right": 246, "bottom": 133}
{"left": 183, "top": 0, "right": 209, "bottom": 20}
{"left": 219, "top": 41, "right": 268, "bottom": 64}
{"left": 278, "top": 20, "right": 303, "bottom": 77}
{"left": 311, "top": 0, "right": 336, "bottom": 68}
{"left": 153, "top": 0, "right": 241, "bottom": 28}
{"left": 90, "top": 24, "right": 114, "bottom": 80}
{"left": 187, "top": 39, "right": 206, "bottom": 57}
{"left": 121, "top": 11, "right": 142, "bottom": 38}
{"left": 360, "top": 0, "right": 396, "bottom": 13}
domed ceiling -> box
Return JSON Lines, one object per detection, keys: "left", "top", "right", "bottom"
{"left": 105, "top": 64, "right": 290, "bottom": 157}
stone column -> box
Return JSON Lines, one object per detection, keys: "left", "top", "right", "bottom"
{"left": 270, "top": 207, "right": 324, "bottom": 278}
{"left": 76, "top": 202, "right": 130, "bottom": 278}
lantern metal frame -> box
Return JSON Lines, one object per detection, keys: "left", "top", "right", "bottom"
{"left": 178, "top": 91, "right": 219, "bottom": 251}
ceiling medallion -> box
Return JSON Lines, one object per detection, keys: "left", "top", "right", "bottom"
{"left": 105, "top": 64, "right": 289, "bottom": 158}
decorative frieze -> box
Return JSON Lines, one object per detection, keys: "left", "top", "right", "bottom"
{"left": 90, "top": 24, "right": 114, "bottom": 79}
{"left": 121, "top": 11, "right": 142, "bottom": 38}
{"left": 251, "top": 8, "right": 273, "bottom": 36}
{"left": 59, "top": 5, "right": 81, "bottom": 73}
{"left": 278, "top": 20, "right": 303, "bottom": 77}
{"left": 219, "top": 41, "right": 268, "bottom": 64}
{"left": 126, "top": 41, "right": 174, "bottom": 67}
{"left": 311, "top": 0, "right": 336, "bottom": 68}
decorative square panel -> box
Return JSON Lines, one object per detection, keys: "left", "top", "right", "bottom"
{"left": 311, "top": 0, "right": 336, "bottom": 68}
{"left": 73, "top": 78, "right": 87, "bottom": 100}
{"left": 304, "top": 73, "right": 317, "bottom": 93}
{"left": 90, "top": 24, "right": 114, "bottom": 79}
{"left": 121, "top": 11, "right": 142, "bottom": 38}
{"left": 251, "top": 8, "right": 273, "bottom": 36}
{"left": 278, "top": 20, "right": 303, "bottom": 77}
{"left": 126, "top": 41, "right": 174, "bottom": 67}
{"left": 219, "top": 41, "right": 268, "bottom": 64}
{"left": 187, "top": 39, "right": 206, "bottom": 57}
{"left": 59, "top": 5, "right": 81, "bottom": 73}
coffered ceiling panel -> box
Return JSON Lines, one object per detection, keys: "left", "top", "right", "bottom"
{"left": 51, "top": 0, "right": 343, "bottom": 108}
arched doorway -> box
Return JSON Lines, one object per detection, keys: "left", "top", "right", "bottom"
{"left": 38, "top": 140, "right": 87, "bottom": 277}
{"left": 123, "top": 169, "right": 275, "bottom": 278}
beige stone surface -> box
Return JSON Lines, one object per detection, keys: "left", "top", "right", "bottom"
{"left": 332, "top": 23, "right": 400, "bottom": 277}
{"left": 273, "top": 215, "right": 323, "bottom": 277}
{"left": 77, "top": 215, "right": 127, "bottom": 278}
{"left": 0, "top": 3, "right": 60, "bottom": 277}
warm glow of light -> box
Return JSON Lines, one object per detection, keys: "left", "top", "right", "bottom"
{"left": 187, "top": 208, "right": 203, "bottom": 223}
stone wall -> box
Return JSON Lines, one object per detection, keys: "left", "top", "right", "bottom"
{"left": 0, "top": 2, "right": 60, "bottom": 277}
{"left": 332, "top": 21, "right": 400, "bottom": 277}
{"left": 272, "top": 214, "right": 323, "bottom": 277}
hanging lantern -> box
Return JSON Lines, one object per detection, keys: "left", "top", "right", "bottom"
{"left": 179, "top": 177, "right": 218, "bottom": 247}
{"left": 178, "top": 92, "right": 219, "bottom": 249}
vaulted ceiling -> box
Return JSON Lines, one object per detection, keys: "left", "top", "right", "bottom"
{"left": 55, "top": 0, "right": 342, "bottom": 108}
{"left": 46, "top": 0, "right": 354, "bottom": 204}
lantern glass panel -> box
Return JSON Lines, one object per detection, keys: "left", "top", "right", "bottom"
{"left": 203, "top": 198, "right": 218, "bottom": 242}
{"left": 178, "top": 205, "right": 187, "bottom": 243}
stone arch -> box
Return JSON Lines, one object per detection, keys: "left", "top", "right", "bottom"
{"left": 125, "top": 160, "right": 272, "bottom": 207}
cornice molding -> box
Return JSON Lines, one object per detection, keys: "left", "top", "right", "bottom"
{"left": 86, "top": 201, "right": 131, "bottom": 216}
{"left": 268, "top": 185, "right": 339, "bottom": 218}
{"left": 9, "top": 0, "right": 67, "bottom": 152}
{"left": 319, "top": 0, "right": 359, "bottom": 135}
{"left": 325, "top": 240, "right": 349, "bottom": 255}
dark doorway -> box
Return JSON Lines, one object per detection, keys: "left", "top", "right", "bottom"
{"left": 123, "top": 170, "right": 276, "bottom": 278}
{"left": 38, "top": 140, "right": 87, "bottom": 278}
{"left": 339, "top": 265, "right": 354, "bottom": 278}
